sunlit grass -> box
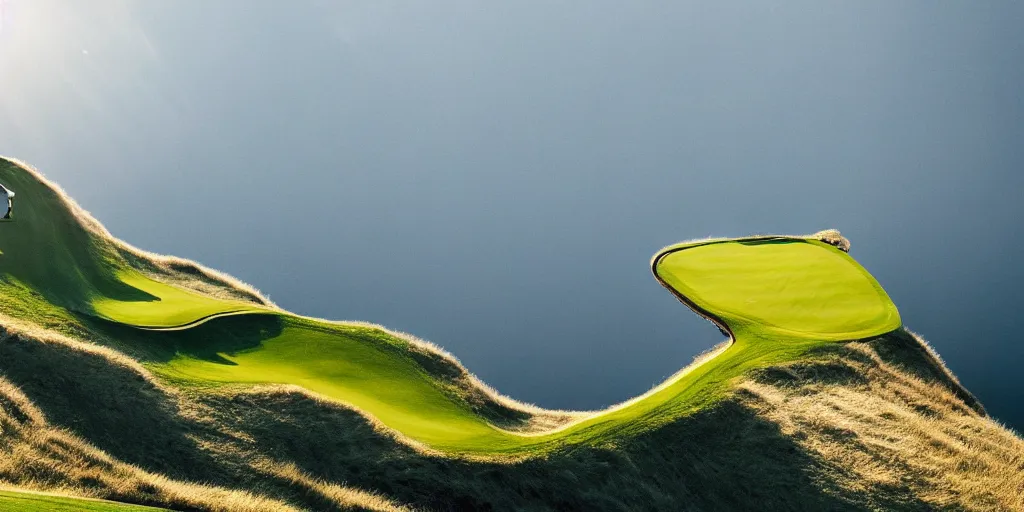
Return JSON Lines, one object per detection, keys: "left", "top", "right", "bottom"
{"left": 154, "top": 236, "right": 902, "bottom": 455}
{"left": 3, "top": 156, "right": 1021, "bottom": 511}
{"left": 92, "top": 272, "right": 266, "bottom": 328}
{"left": 0, "top": 490, "right": 165, "bottom": 512}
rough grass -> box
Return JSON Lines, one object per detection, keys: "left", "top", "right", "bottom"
{"left": 0, "top": 318, "right": 409, "bottom": 511}
{"left": 739, "top": 331, "right": 1024, "bottom": 511}
{"left": 2, "top": 156, "right": 1023, "bottom": 510}
{"left": 7, "top": 156, "right": 842, "bottom": 455}
{"left": 115, "top": 237, "right": 903, "bottom": 455}
{"left": 5, "top": 317, "right": 1020, "bottom": 511}
{"left": 0, "top": 374, "right": 302, "bottom": 512}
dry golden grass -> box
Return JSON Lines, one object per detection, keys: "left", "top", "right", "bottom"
{"left": 0, "top": 312, "right": 163, "bottom": 390}
{"left": 4, "top": 306, "right": 1024, "bottom": 510}
{"left": 739, "top": 333, "right": 1024, "bottom": 511}
{"left": 256, "top": 460, "right": 413, "bottom": 512}
{"left": 811, "top": 229, "right": 852, "bottom": 252}
{"left": 0, "top": 376, "right": 301, "bottom": 512}
{"left": 0, "top": 316, "right": 411, "bottom": 512}
{"left": 4, "top": 156, "right": 1023, "bottom": 509}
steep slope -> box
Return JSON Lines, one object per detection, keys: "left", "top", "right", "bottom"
{"left": 1, "top": 157, "right": 1021, "bottom": 511}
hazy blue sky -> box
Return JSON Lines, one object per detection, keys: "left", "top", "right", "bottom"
{"left": 1, "top": 1, "right": 1022, "bottom": 428}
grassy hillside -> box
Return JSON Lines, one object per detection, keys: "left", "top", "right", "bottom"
{"left": 1, "top": 157, "right": 1021, "bottom": 511}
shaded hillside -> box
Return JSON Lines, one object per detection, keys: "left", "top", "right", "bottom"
{"left": 1, "top": 157, "right": 1021, "bottom": 511}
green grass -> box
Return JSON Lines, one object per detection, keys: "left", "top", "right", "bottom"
{"left": 0, "top": 158, "right": 903, "bottom": 457}
{"left": 151, "top": 237, "right": 902, "bottom": 455}
{"left": 655, "top": 238, "right": 902, "bottom": 341}
{"left": 16, "top": 158, "right": 1018, "bottom": 511}
{"left": 159, "top": 317, "right": 507, "bottom": 450}
{"left": 0, "top": 160, "right": 266, "bottom": 329}
{"left": 0, "top": 490, "right": 165, "bottom": 511}
{"left": 92, "top": 271, "right": 267, "bottom": 328}
{"left": 0, "top": 162, "right": 138, "bottom": 313}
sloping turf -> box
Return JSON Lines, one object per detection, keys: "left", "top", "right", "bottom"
{"left": 0, "top": 158, "right": 903, "bottom": 456}
{"left": 152, "top": 237, "right": 902, "bottom": 454}
{"left": 654, "top": 237, "right": 902, "bottom": 341}
{"left": 92, "top": 271, "right": 267, "bottom": 328}
{"left": 0, "top": 160, "right": 266, "bottom": 329}
{"left": 0, "top": 490, "right": 165, "bottom": 511}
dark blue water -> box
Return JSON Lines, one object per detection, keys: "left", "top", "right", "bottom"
{"left": 1, "top": 1, "right": 1021, "bottom": 429}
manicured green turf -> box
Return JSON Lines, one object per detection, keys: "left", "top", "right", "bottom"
{"left": 2, "top": 160, "right": 903, "bottom": 456}
{"left": 92, "top": 271, "right": 267, "bottom": 328}
{"left": 0, "top": 161, "right": 264, "bottom": 329}
{"left": 154, "top": 314, "right": 824, "bottom": 453}
{"left": 655, "top": 238, "right": 902, "bottom": 341}
{"left": 0, "top": 490, "right": 164, "bottom": 511}
{"left": 160, "top": 317, "right": 506, "bottom": 450}
{"left": 150, "top": 236, "right": 902, "bottom": 455}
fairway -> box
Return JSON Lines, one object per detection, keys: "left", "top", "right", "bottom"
{"left": 0, "top": 157, "right": 918, "bottom": 497}
{"left": 0, "top": 490, "right": 165, "bottom": 512}
{"left": 91, "top": 271, "right": 268, "bottom": 328}
{"left": 0, "top": 158, "right": 904, "bottom": 455}
{"left": 147, "top": 235, "right": 902, "bottom": 455}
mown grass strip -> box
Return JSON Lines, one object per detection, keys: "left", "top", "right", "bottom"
{"left": 0, "top": 490, "right": 166, "bottom": 512}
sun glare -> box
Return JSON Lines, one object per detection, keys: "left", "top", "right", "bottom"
{"left": 0, "top": 0, "right": 8, "bottom": 37}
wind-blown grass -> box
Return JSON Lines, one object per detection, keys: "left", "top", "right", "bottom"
{"left": 0, "top": 315, "right": 410, "bottom": 511}
{"left": 0, "top": 156, "right": 913, "bottom": 456}
{"left": 154, "top": 236, "right": 902, "bottom": 455}
{"left": 2, "top": 155, "right": 1021, "bottom": 510}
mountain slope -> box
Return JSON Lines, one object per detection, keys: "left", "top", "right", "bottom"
{"left": 0, "top": 157, "right": 1021, "bottom": 511}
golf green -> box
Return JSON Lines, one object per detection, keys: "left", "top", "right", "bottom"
{"left": 653, "top": 238, "right": 901, "bottom": 340}
{"left": 146, "top": 235, "right": 902, "bottom": 455}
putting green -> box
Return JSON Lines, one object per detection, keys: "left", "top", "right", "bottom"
{"left": 654, "top": 238, "right": 901, "bottom": 340}
{"left": 144, "top": 235, "right": 902, "bottom": 455}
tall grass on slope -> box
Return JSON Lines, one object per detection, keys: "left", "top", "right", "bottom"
{"left": 0, "top": 374, "right": 300, "bottom": 512}
{"left": 739, "top": 330, "right": 1024, "bottom": 511}
{"left": 0, "top": 316, "right": 409, "bottom": 512}
{"left": 4, "top": 305, "right": 1023, "bottom": 510}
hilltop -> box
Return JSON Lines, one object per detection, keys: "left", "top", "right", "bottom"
{"left": 0, "top": 157, "right": 1021, "bottom": 511}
